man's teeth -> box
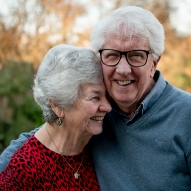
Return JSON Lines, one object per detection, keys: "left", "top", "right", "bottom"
{"left": 117, "top": 80, "right": 131, "bottom": 85}
{"left": 91, "top": 116, "right": 104, "bottom": 121}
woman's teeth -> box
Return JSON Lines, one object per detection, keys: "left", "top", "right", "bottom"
{"left": 90, "top": 116, "right": 104, "bottom": 121}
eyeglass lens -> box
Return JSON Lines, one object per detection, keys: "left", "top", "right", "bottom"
{"left": 101, "top": 50, "right": 148, "bottom": 66}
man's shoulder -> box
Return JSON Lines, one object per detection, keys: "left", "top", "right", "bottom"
{"left": 165, "top": 83, "right": 191, "bottom": 100}
{"left": 0, "top": 126, "right": 42, "bottom": 172}
{"left": 162, "top": 84, "right": 191, "bottom": 114}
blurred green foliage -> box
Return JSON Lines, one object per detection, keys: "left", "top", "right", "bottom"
{"left": 0, "top": 61, "right": 44, "bottom": 152}
{"left": 175, "top": 73, "right": 191, "bottom": 90}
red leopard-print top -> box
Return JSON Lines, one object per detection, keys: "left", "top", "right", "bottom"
{"left": 0, "top": 135, "right": 100, "bottom": 191}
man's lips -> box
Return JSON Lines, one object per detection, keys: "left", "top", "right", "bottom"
{"left": 115, "top": 80, "right": 133, "bottom": 86}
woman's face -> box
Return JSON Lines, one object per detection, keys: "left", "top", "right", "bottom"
{"left": 64, "top": 82, "right": 111, "bottom": 136}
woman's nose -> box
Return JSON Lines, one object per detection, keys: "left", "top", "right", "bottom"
{"left": 100, "top": 98, "right": 112, "bottom": 112}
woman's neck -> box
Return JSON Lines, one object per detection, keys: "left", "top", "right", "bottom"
{"left": 35, "top": 122, "right": 91, "bottom": 156}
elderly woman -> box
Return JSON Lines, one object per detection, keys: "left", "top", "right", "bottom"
{"left": 0, "top": 44, "right": 111, "bottom": 190}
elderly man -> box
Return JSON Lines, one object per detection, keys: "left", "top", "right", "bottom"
{"left": 1, "top": 6, "right": 191, "bottom": 191}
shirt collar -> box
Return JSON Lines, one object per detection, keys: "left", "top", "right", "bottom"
{"left": 141, "top": 70, "right": 166, "bottom": 114}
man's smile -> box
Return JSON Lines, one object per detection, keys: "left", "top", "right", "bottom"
{"left": 115, "top": 80, "right": 133, "bottom": 86}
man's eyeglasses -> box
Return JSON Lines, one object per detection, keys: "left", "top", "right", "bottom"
{"left": 99, "top": 49, "right": 153, "bottom": 67}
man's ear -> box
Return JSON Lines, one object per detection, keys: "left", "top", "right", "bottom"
{"left": 150, "top": 56, "right": 161, "bottom": 78}
{"left": 49, "top": 100, "right": 65, "bottom": 118}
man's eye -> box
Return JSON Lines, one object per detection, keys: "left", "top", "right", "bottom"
{"left": 128, "top": 52, "right": 145, "bottom": 59}
{"left": 130, "top": 53, "right": 142, "bottom": 57}
{"left": 105, "top": 53, "right": 118, "bottom": 58}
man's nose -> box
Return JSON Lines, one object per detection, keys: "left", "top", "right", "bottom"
{"left": 116, "top": 55, "right": 131, "bottom": 76}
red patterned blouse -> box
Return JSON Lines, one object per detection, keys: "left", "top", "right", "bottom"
{"left": 0, "top": 135, "right": 100, "bottom": 191}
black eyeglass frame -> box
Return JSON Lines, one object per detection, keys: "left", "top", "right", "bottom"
{"left": 99, "top": 49, "right": 153, "bottom": 67}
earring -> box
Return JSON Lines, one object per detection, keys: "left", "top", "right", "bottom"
{"left": 56, "top": 118, "right": 63, "bottom": 126}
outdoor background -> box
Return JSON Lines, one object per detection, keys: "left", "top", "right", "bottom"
{"left": 0, "top": 0, "right": 191, "bottom": 153}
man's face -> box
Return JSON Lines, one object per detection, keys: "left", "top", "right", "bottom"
{"left": 101, "top": 33, "right": 159, "bottom": 114}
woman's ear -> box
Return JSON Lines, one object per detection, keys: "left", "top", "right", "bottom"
{"left": 49, "top": 100, "right": 65, "bottom": 118}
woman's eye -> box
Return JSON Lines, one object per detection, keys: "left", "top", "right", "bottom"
{"left": 91, "top": 96, "right": 99, "bottom": 100}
